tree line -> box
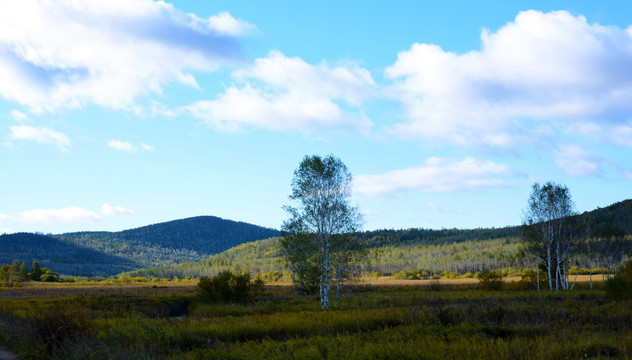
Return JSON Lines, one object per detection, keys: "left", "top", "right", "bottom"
{"left": 0, "top": 260, "right": 58, "bottom": 286}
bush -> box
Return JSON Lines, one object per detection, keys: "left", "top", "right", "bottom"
{"left": 198, "top": 270, "right": 264, "bottom": 303}
{"left": 604, "top": 258, "right": 632, "bottom": 300}
{"left": 477, "top": 270, "right": 504, "bottom": 291}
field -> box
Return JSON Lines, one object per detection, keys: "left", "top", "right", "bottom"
{"left": 0, "top": 279, "right": 631, "bottom": 360}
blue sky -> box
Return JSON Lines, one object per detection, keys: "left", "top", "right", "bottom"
{"left": 1, "top": 1, "right": 631, "bottom": 234}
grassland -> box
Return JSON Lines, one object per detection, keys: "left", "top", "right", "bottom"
{"left": 0, "top": 280, "right": 630, "bottom": 360}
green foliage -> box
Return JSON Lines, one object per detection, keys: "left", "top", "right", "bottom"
{"left": 40, "top": 268, "right": 59, "bottom": 282}
{"left": 19, "top": 261, "right": 29, "bottom": 280}
{"left": 31, "top": 261, "right": 42, "bottom": 281}
{"left": 282, "top": 154, "right": 363, "bottom": 309}
{"left": 197, "top": 270, "right": 264, "bottom": 303}
{"left": 477, "top": 270, "right": 504, "bottom": 291}
{"left": 1, "top": 286, "right": 632, "bottom": 359}
{"left": 0, "top": 260, "right": 61, "bottom": 285}
{"left": 604, "top": 257, "right": 632, "bottom": 300}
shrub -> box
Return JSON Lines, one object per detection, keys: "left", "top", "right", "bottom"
{"left": 477, "top": 269, "right": 504, "bottom": 291}
{"left": 604, "top": 258, "right": 632, "bottom": 300}
{"left": 197, "top": 270, "right": 264, "bottom": 303}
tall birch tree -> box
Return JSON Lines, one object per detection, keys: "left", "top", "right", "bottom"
{"left": 522, "top": 182, "right": 576, "bottom": 291}
{"left": 281, "top": 155, "right": 362, "bottom": 310}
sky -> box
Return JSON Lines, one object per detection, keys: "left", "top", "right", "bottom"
{"left": 1, "top": 0, "right": 631, "bottom": 234}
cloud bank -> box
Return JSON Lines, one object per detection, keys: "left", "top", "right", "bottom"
{"left": 186, "top": 51, "right": 375, "bottom": 134}
{"left": 354, "top": 157, "right": 512, "bottom": 196}
{"left": 10, "top": 125, "right": 70, "bottom": 150}
{"left": 0, "top": 0, "right": 251, "bottom": 112}
{"left": 10, "top": 204, "right": 135, "bottom": 224}
{"left": 385, "top": 10, "right": 632, "bottom": 148}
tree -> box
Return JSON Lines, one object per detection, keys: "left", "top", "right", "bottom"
{"left": 19, "top": 261, "right": 29, "bottom": 281}
{"left": 197, "top": 270, "right": 264, "bottom": 303}
{"left": 281, "top": 155, "right": 363, "bottom": 309}
{"left": 522, "top": 182, "right": 576, "bottom": 291}
{"left": 0, "top": 264, "right": 9, "bottom": 282}
{"left": 31, "top": 261, "right": 42, "bottom": 282}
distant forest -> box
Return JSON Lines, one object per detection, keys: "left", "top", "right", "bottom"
{"left": 0, "top": 216, "right": 279, "bottom": 277}
{"left": 127, "top": 199, "right": 632, "bottom": 280}
{"left": 1, "top": 200, "right": 631, "bottom": 278}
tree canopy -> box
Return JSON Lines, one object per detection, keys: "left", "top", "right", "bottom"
{"left": 282, "top": 155, "right": 362, "bottom": 309}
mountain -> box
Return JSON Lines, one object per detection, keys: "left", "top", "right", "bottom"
{"left": 1, "top": 216, "right": 280, "bottom": 277}
{"left": 0, "top": 232, "right": 138, "bottom": 277}
{"left": 126, "top": 198, "right": 632, "bottom": 279}
{"left": 53, "top": 216, "right": 281, "bottom": 272}
{"left": 575, "top": 199, "right": 632, "bottom": 234}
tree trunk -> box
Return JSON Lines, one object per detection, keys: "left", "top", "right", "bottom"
{"left": 335, "top": 263, "right": 342, "bottom": 308}
{"left": 547, "top": 245, "right": 553, "bottom": 291}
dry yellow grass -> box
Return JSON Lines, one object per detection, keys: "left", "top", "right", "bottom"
{"left": 0, "top": 281, "right": 197, "bottom": 299}
{"left": 0, "top": 275, "right": 606, "bottom": 299}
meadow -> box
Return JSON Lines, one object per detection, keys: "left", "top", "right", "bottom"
{"left": 0, "top": 280, "right": 630, "bottom": 359}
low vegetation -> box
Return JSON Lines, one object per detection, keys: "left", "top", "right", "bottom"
{"left": 0, "top": 281, "right": 631, "bottom": 359}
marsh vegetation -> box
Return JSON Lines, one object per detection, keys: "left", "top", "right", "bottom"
{"left": 0, "top": 280, "right": 631, "bottom": 359}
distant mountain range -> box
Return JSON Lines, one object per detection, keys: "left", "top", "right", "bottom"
{"left": 1, "top": 199, "right": 630, "bottom": 278}
{"left": 0, "top": 216, "right": 280, "bottom": 277}
{"left": 128, "top": 198, "right": 632, "bottom": 279}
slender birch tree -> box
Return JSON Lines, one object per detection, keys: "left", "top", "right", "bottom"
{"left": 281, "top": 155, "right": 362, "bottom": 309}
{"left": 522, "top": 182, "right": 576, "bottom": 291}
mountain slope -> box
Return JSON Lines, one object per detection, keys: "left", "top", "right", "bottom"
{"left": 0, "top": 233, "right": 138, "bottom": 276}
{"left": 127, "top": 198, "right": 632, "bottom": 279}
{"left": 53, "top": 216, "right": 280, "bottom": 272}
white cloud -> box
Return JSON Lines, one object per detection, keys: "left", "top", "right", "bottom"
{"left": 553, "top": 144, "right": 602, "bottom": 176}
{"left": 208, "top": 11, "right": 256, "bottom": 36}
{"left": 101, "top": 204, "right": 135, "bottom": 216}
{"left": 186, "top": 50, "right": 375, "bottom": 134}
{"left": 354, "top": 157, "right": 512, "bottom": 196}
{"left": 15, "top": 204, "right": 135, "bottom": 224}
{"left": 611, "top": 125, "right": 632, "bottom": 147}
{"left": 108, "top": 139, "right": 153, "bottom": 152}
{"left": 108, "top": 139, "right": 135, "bottom": 152}
{"left": 385, "top": 10, "right": 632, "bottom": 147}
{"left": 9, "top": 110, "right": 28, "bottom": 122}
{"left": 18, "top": 207, "right": 102, "bottom": 223}
{"left": 10, "top": 125, "right": 70, "bottom": 150}
{"left": 0, "top": 0, "right": 247, "bottom": 112}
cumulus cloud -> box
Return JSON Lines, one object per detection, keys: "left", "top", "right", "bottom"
{"left": 108, "top": 139, "right": 153, "bottom": 152}
{"left": 385, "top": 10, "right": 632, "bottom": 147}
{"left": 185, "top": 50, "right": 375, "bottom": 134}
{"left": 9, "top": 110, "right": 28, "bottom": 122}
{"left": 101, "top": 204, "right": 135, "bottom": 216}
{"left": 208, "top": 11, "right": 256, "bottom": 36}
{"left": 354, "top": 157, "right": 512, "bottom": 196}
{"left": 0, "top": 0, "right": 247, "bottom": 112}
{"left": 10, "top": 125, "right": 70, "bottom": 150}
{"left": 16, "top": 204, "right": 135, "bottom": 224}
{"left": 18, "top": 207, "right": 102, "bottom": 223}
{"left": 611, "top": 125, "right": 632, "bottom": 147}
{"left": 553, "top": 144, "right": 602, "bottom": 176}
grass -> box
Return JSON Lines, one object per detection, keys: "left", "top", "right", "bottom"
{"left": 0, "top": 281, "right": 630, "bottom": 359}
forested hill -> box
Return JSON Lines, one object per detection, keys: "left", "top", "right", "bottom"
{"left": 53, "top": 216, "right": 280, "bottom": 273}
{"left": 576, "top": 199, "right": 632, "bottom": 234}
{"left": 357, "top": 198, "right": 632, "bottom": 248}
{"left": 0, "top": 232, "right": 138, "bottom": 276}
{"left": 126, "top": 198, "right": 632, "bottom": 279}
